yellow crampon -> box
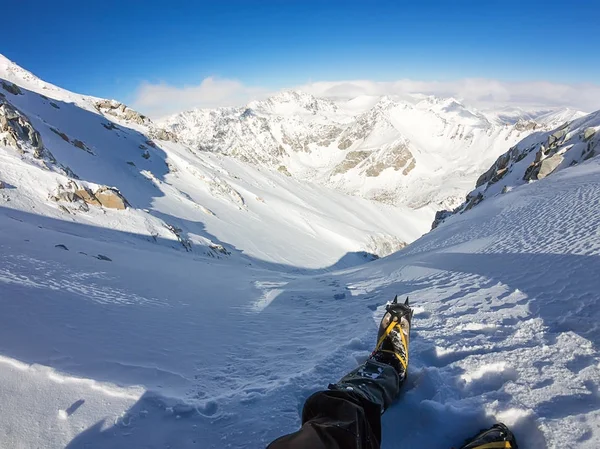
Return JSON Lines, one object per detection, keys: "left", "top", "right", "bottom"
{"left": 469, "top": 442, "right": 512, "bottom": 449}
{"left": 374, "top": 317, "right": 409, "bottom": 371}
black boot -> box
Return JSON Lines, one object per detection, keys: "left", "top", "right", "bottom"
{"left": 458, "top": 423, "right": 518, "bottom": 449}
{"left": 370, "top": 296, "right": 413, "bottom": 381}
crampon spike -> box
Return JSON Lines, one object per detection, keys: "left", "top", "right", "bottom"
{"left": 404, "top": 296, "right": 409, "bottom": 306}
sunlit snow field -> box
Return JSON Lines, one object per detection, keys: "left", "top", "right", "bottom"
{"left": 1, "top": 157, "right": 600, "bottom": 448}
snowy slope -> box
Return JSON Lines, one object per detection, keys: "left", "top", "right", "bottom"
{"left": 162, "top": 91, "right": 585, "bottom": 211}
{"left": 0, "top": 54, "right": 431, "bottom": 270}
{"left": 1, "top": 54, "right": 599, "bottom": 449}
{"left": 1, "top": 134, "right": 600, "bottom": 449}
{"left": 432, "top": 109, "right": 600, "bottom": 228}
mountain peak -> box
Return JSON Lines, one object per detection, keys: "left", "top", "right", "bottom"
{"left": 249, "top": 89, "right": 338, "bottom": 115}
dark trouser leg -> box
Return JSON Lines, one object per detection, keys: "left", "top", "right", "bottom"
{"left": 267, "top": 359, "right": 400, "bottom": 449}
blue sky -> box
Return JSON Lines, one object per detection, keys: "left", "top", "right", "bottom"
{"left": 7, "top": 0, "right": 599, "bottom": 115}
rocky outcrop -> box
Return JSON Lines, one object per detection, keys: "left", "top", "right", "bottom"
{"left": 95, "top": 100, "right": 152, "bottom": 126}
{"left": 432, "top": 110, "right": 600, "bottom": 230}
{"left": 364, "top": 142, "right": 415, "bottom": 178}
{"left": 148, "top": 127, "right": 178, "bottom": 143}
{"left": 514, "top": 120, "right": 539, "bottom": 132}
{"left": 1, "top": 81, "right": 22, "bottom": 96}
{"left": 431, "top": 191, "right": 483, "bottom": 230}
{"left": 332, "top": 151, "right": 370, "bottom": 175}
{"left": 277, "top": 165, "right": 291, "bottom": 176}
{"left": 51, "top": 183, "right": 130, "bottom": 211}
{"left": 94, "top": 187, "right": 129, "bottom": 210}
{"left": 1, "top": 98, "right": 44, "bottom": 154}
{"left": 50, "top": 128, "right": 94, "bottom": 154}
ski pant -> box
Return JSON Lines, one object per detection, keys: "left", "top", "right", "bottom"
{"left": 267, "top": 359, "right": 400, "bottom": 449}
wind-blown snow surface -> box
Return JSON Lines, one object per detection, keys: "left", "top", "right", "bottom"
{"left": 2, "top": 147, "right": 600, "bottom": 448}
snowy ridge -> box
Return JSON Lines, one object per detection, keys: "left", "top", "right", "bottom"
{"left": 0, "top": 54, "right": 431, "bottom": 269}
{"left": 432, "top": 109, "right": 600, "bottom": 228}
{"left": 161, "top": 90, "right": 585, "bottom": 210}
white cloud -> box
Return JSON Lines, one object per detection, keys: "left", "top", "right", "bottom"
{"left": 133, "top": 76, "right": 600, "bottom": 119}
{"left": 296, "top": 79, "right": 600, "bottom": 112}
{"left": 132, "top": 77, "right": 270, "bottom": 119}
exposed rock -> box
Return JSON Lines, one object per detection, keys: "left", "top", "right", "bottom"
{"left": 72, "top": 139, "right": 88, "bottom": 151}
{"left": 52, "top": 184, "right": 128, "bottom": 210}
{"left": 1, "top": 81, "right": 22, "bottom": 95}
{"left": 431, "top": 209, "right": 453, "bottom": 230}
{"left": 50, "top": 128, "right": 69, "bottom": 142}
{"left": 537, "top": 153, "right": 564, "bottom": 179}
{"left": 102, "top": 122, "right": 118, "bottom": 130}
{"left": 50, "top": 102, "right": 60, "bottom": 109}
{"left": 0, "top": 99, "right": 44, "bottom": 154}
{"left": 55, "top": 244, "right": 69, "bottom": 251}
{"left": 332, "top": 151, "right": 369, "bottom": 175}
{"left": 95, "top": 254, "right": 112, "bottom": 261}
{"left": 142, "top": 150, "right": 150, "bottom": 159}
{"left": 209, "top": 243, "right": 230, "bottom": 255}
{"left": 583, "top": 128, "right": 596, "bottom": 141}
{"left": 165, "top": 224, "right": 192, "bottom": 252}
{"left": 54, "top": 191, "right": 81, "bottom": 203}
{"left": 338, "top": 138, "right": 353, "bottom": 150}
{"left": 514, "top": 120, "right": 538, "bottom": 132}
{"left": 209, "top": 179, "right": 245, "bottom": 207}
{"left": 148, "top": 127, "right": 178, "bottom": 142}
{"left": 127, "top": 161, "right": 136, "bottom": 166}
{"left": 548, "top": 125, "right": 568, "bottom": 149}
{"left": 95, "top": 99, "right": 152, "bottom": 126}
{"left": 364, "top": 143, "right": 414, "bottom": 177}
{"left": 476, "top": 151, "right": 512, "bottom": 187}
{"left": 463, "top": 192, "right": 484, "bottom": 212}
{"left": 94, "top": 187, "right": 129, "bottom": 210}
{"left": 277, "top": 165, "right": 291, "bottom": 177}
{"left": 0, "top": 181, "right": 4, "bottom": 189}
{"left": 402, "top": 158, "right": 416, "bottom": 175}
{"left": 74, "top": 188, "right": 102, "bottom": 207}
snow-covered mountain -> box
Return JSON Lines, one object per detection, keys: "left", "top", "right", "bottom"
{"left": 161, "top": 90, "right": 584, "bottom": 210}
{"left": 432, "top": 109, "right": 600, "bottom": 228}
{"left": 2, "top": 115, "right": 600, "bottom": 449}
{"left": 0, "top": 54, "right": 431, "bottom": 269}
{"left": 2, "top": 53, "right": 600, "bottom": 449}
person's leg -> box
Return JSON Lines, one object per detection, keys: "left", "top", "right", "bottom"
{"left": 267, "top": 387, "right": 383, "bottom": 449}
{"left": 267, "top": 297, "right": 412, "bottom": 449}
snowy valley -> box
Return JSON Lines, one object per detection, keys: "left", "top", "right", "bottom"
{"left": 1, "top": 52, "right": 600, "bottom": 449}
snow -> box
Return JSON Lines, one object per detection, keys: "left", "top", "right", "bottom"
{"left": 1, "top": 54, "right": 600, "bottom": 449}
{"left": 162, "top": 90, "right": 585, "bottom": 212}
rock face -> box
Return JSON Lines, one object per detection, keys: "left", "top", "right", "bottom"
{"left": 0, "top": 96, "right": 63, "bottom": 167}
{"left": 93, "top": 187, "right": 129, "bottom": 210}
{"left": 1, "top": 81, "right": 22, "bottom": 96}
{"left": 51, "top": 184, "right": 129, "bottom": 210}
{"left": 148, "top": 127, "right": 178, "bottom": 143}
{"left": 432, "top": 110, "right": 600, "bottom": 229}
{"left": 95, "top": 100, "right": 152, "bottom": 126}
{"left": 1, "top": 98, "right": 44, "bottom": 154}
